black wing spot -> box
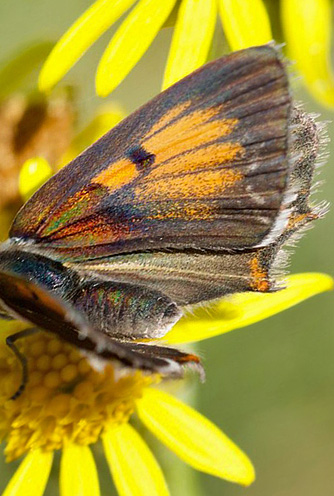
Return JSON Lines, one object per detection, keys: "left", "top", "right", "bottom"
{"left": 128, "top": 145, "right": 155, "bottom": 171}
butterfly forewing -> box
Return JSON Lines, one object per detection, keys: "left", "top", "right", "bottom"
{"left": 11, "top": 45, "right": 291, "bottom": 262}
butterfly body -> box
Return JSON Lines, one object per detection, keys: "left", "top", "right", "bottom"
{"left": 0, "top": 45, "right": 323, "bottom": 378}
{"left": 0, "top": 241, "right": 181, "bottom": 339}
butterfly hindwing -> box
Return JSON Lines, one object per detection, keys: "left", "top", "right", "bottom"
{"left": 11, "top": 45, "right": 292, "bottom": 261}
{"left": 74, "top": 249, "right": 273, "bottom": 305}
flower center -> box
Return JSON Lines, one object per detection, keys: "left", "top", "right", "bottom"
{"left": 0, "top": 329, "right": 157, "bottom": 462}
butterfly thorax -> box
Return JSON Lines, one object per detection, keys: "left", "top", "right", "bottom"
{"left": 0, "top": 240, "right": 76, "bottom": 295}
{"left": 0, "top": 240, "right": 77, "bottom": 319}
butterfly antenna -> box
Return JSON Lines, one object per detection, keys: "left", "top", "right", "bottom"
{"left": 6, "top": 328, "right": 39, "bottom": 400}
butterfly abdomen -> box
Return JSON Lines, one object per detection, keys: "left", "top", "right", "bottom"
{"left": 70, "top": 280, "right": 182, "bottom": 340}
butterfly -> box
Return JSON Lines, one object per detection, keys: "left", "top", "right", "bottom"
{"left": 0, "top": 44, "right": 323, "bottom": 396}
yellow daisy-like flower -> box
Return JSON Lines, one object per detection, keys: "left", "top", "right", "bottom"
{"left": 1, "top": 272, "right": 332, "bottom": 495}
{"left": 38, "top": 0, "right": 272, "bottom": 97}
{"left": 281, "top": 0, "right": 334, "bottom": 107}
{"left": 0, "top": 328, "right": 253, "bottom": 495}
{"left": 38, "top": 0, "right": 334, "bottom": 107}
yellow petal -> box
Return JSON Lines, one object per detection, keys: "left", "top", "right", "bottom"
{"left": 60, "top": 444, "right": 100, "bottom": 496}
{"left": 162, "top": 0, "right": 217, "bottom": 90}
{"left": 39, "top": 0, "right": 137, "bottom": 91}
{"left": 19, "top": 157, "right": 53, "bottom": 201}
{"left": 165, "top": 273, "right": 333, "bottom": 344}
{"left": 281, "top": 0, "right": 334, "bottom": 107}
{"left": 3, "top": 450, "right": 53, "bottom": 496}
{"left": 96, "top": 0, "right": 177, "bottom": 96}
{"left": 218, "top": 0, "right": 272, "bottom": 50}
{"left": 137, "top": 388, "right": 255, "bottom": 486}
{"left": 102, "top": 423, "right": 169, "bottom": 496}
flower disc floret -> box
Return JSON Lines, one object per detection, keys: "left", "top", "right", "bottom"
{"left": 0, "top": 330, "right": 156, "bottom": 462}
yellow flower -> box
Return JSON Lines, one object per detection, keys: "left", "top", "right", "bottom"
{"left": 38, "top": 0, "right": 334, "bottom": 107}
{"left": 1, "top": 272, "right": 332, "bottom": 495}
{"left": 281, "top": 0, "right": 334, "bottom": 107}
{"left": 1, "top": 329, "right": 252, "bottom": 495}
{"left": 38, "top": 0, "right": 272, "bottom": 97}
{"left": 19, "top": 157, "right": 53, "bottom": 202}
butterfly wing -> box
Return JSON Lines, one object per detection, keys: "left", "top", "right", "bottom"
{"left": 11, "top": 45, "right": 293, "bottom": 262}
{"left": 71, "top": 105, "right": 320, "bottom": 304}
{"left": 74, "top": 249, "right": 273, "bottom": 305}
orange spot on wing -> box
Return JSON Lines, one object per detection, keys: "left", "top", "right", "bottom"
{"left": 147, "top": 202, "right": 213, "bottom": 221}
{"left": 182, "top": 203, "right": 212, "bottom": 220}
{"left": 149, "top": 142, "right": 244, "bottom": 179}
{"left": 136, "top": 168, "right": 243, "bottom": 201}
{"left": 249, "top": 256, "right": 270, "bottom": 292}
{"left": 92, "top": 158, "right": 139, "bottom": 192}
{"left": 148, "top": 101, "right": 191, "bottom": 136}
{"left": 287, "top": 212, "right": 318, "bottom": 230}
{"left": 178, "top": 353, "right": 201, "bottom": 364}
{"left": 92, "top": 108, "right": 239, "bottom": 197}
{"left": 144, "top": 107, "right": 238, "bottom": 166}
{"left": 147, "top": 107, "right": 220, "bottom": 145}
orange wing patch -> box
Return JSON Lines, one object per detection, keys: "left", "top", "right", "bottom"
{"left": 92, "top": 158, "right": 139, "bottom": 192}
{"left": 91, "top": 107, "right": 240, "bottom": 197}
{"left": 148, "top": 101, "right": 191, "bottom": 135}
{"left": 149, "top": 143, "right": 243, "bottom": 179}
{"left": 136, "top": 168, "right": 243, "bottom": 201}
{"left": 143, "top": 107, "right": 238, "bottom": 164}
{"left": 249, "top": 256, "right": 270, "bottom": 292}
{"left": 134, "top": 107, "right": 243, "bottom": 202}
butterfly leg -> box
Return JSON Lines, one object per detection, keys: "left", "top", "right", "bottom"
{"left": 6, "top": 328, "right": 39, "bottom": 399}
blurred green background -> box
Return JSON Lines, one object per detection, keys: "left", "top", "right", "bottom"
{"left": 0, "top": 1, "right": 333, "bottom": 495}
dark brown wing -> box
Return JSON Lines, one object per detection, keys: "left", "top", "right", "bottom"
{"left": 10, "top": 45, "right": 293, "bottom": 262}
